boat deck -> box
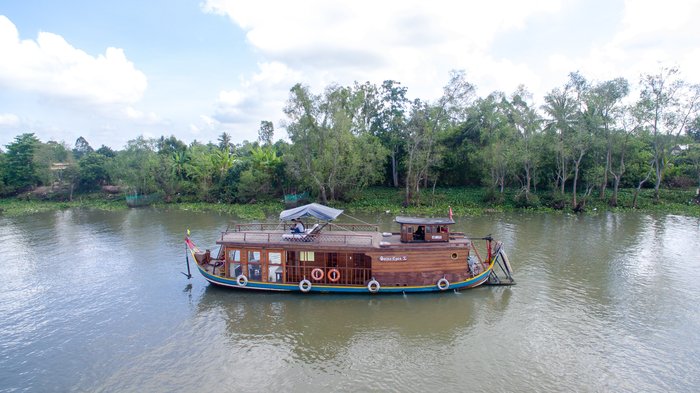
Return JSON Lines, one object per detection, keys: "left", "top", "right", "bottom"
{"left": 217, "top": 226, "right": 471, "bottom": 249}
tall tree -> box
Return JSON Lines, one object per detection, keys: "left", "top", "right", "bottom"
{"left": 96, "top": 145, "right": 116, "bottom": 158}
{"left": 608, "top": 106, "right": 639, "bottom": 206}
{"left": 585, "top": 78, "right": 630, "bottom": 199}
{"left": 637, "top": 67, "right": 700, "bottom": 201}
{"left": 110, "top": 136, "right": 158, "bottom": 194}
{"left": 3, "top": 133, "right": 40, "bottom": 193}
{"left": 0, "top": 149, "right": 6, "bottom": 194}
{"left": 258, "top": 121, "right": 275, "bottom": 146}
{"left": 542, "top": 85, "right": 578, "bottom": 195}
{"left": 284, "top": 83, "right": 386, "bottom": 203}
{"left": 78, "top": 153, "right": 110, "bottom": 191}
{"left": 508, "top": 86, "right": 542, "bottom": 201}
{"left": 473, "top": 92, "right": 513, "bottom": 193}
{"left": 73, "top": 136, "right": 94, "bottom": 160}
{"left": 686, "top": 143, "right": 700, "bottom": 195}
{"left": 567, "top": 72, "right": 595, "bottom": 209}
{"left": 687, "top": 116, "right": 700, "bottom": 142}
{"left": 375, "top": 80, "right": 409, "bottom": 187}
{"left": 33, "top": 140, "right": 73, "bottom": 187}
{"left": 403, "top": 71, "right": 476, "bottom": 205}
{"left": 156, "top": 135, "right": 187, "bottom": 155}
{"left": 217, "top": 132, "right": 233, "bottom": 153}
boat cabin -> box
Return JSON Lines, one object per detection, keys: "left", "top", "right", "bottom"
{"left": 395, "top": 216, "right": 455, "bottom": 243}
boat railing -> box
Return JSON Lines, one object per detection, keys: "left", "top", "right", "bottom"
{"left": 230, "top": 223, "right": 379, "bottom": 232}
{"left": 232, "top": 223, "right": 282, "bottom": 232}
{"left": 327, "top": 223, "right": 379, "bottom": 232}
{"left": 220, "top": 231, "right": 375, "bottom": 246}
{"left": 285, "top": 266, "right": 372, "bottom": 286}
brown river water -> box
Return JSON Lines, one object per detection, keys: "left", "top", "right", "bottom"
{"left": 1, "top": 209, "right": 699, "bottom": 392}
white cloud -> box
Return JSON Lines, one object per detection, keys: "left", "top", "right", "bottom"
{"left": 546, "top": 0, "right": 700, "bottom": 95}
{"left": 124, "top": 106, "right": 160, "bottom": 124}
{"left": 0, "top": 113, "right": 20, "bottom": 126}
{"left": 203, "top": 0, "right": 700, "bottom": 134}
{"left": 202, "top": 0, "right": 565, "bottom": 140}
{"left": 211, "top": 61, "right": 300, "bottom": 141}
{"left": 203, "top": 0, "right": 562, "bottom": 98}
{"left": 0, "top": 15, "right": 147, "bottom": 105}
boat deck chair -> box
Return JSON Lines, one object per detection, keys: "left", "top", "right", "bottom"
{"left": 282, "top": 223, "right": 326, "bottom": 242}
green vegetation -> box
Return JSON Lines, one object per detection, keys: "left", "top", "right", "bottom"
{"left": 1, "top": 67, "right": 699, "bottom": 218}
{"left": 2, "top": 187, "right": 697, "bottom": 218}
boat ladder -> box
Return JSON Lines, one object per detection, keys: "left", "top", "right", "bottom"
{"left": 485, "top": 245, "right": 515, "bottom": 286}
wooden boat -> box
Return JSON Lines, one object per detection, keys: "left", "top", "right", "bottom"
{"left": 184, "top": 203, "right": 514, "bottom": 294}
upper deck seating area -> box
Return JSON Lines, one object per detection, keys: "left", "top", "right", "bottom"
{"left": 281, "top": 223, "right": 324, "bottom": 241}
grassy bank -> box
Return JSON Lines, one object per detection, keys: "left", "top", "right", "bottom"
{"left": 340, "top": 187, "right": 700, "bottom": 216}
{"left": 1, "top": 187, "right": 699, "bottom": 218}
{"left": 0, "top": 194, "right": 126, "bottom": 216}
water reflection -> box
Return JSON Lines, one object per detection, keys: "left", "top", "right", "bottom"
{"left": 196, "top": 285, "right": 513, "bottom": 360}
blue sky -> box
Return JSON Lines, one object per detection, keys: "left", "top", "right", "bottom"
{"left": 1, "top": 0, "right": 699, "bottom": 150}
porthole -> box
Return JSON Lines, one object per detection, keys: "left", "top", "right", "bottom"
{"left": 451, "top": 252, "right": 458, "bottom": 260}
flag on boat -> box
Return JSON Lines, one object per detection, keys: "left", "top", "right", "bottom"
{"left": 449, "top": 206, "right": 453, "bottom": 220}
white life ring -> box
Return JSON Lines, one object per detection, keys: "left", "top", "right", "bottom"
{"left": 299, "top": 279, "right": 312, "bottom": 293}
{"left": 236, "top": 274, "right": 248, "bottom": 287}
{"left": 367, "top": 279, "right": 381, "bottom": 293}
{"left": 311, "top": 268, "right": 324, "bottom": 281}
{"left": 437, "top": 278, "right": 450, "bottom": 291}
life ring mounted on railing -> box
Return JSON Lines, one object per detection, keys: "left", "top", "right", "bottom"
{"left": 437, "top": 277, "right": 450, "bottom": 291}
{"left": 299, "top": 279, "right": 312, "bottom": 293}
{"left": 367, "top": 279, "right": 381, "bottom": 293}
{"left": 311, "top": 268, "right": 324, "bottom": 281}
{"left": 327, "top": 269, "right": 341, "bottom": 283}
{"left": 236, "top": 274, "right": 248, "bottom": 287}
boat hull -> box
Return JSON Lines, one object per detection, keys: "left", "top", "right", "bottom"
{"left": 195, "top": 260, "right": 494, "bottom": 294}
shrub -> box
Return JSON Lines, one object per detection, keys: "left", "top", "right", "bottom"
{"left": 513, "top": 191, "right": 541, "bottom": 208}
{"left": 482, "top": 188, "right": 504, "bottom": 204}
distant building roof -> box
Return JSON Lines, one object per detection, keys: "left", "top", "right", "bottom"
{"left": 50, "top": 163, "right": 71, "bottom": 170}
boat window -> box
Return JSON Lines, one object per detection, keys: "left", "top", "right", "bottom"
{"left": 248, "top": 250, "right": 261, "bottom": 263}
{"left": 269, "top": 252, "right": 282, "bottom": 265}
{"left": 247, "top": 250, "right": 262, "bottom": 280}
{"left": 300, "top": 251, "right": 315, "bottom": 262}
{"left": 228, "top": 249, "right": 242, "bottom": 277}
{"left": 267, "top": 251, "right": 283, "bottom": 282}
{"left": 228, "top": 249, "right": 241, "bottom": 262}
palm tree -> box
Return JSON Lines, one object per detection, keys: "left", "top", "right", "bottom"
{"left": 171, "top": 150, "right": 189, "bottom": 179}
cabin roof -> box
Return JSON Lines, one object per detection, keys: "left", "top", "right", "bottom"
{"left": 395, "top": 216, "right": 455, "bottom": 225}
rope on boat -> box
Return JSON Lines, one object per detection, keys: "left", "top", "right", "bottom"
{"left": 340, "top": 212, "right": 374, "bottom": 226}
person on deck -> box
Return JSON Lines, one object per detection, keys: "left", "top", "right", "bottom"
{"left": 291, "top": 219, "right": 305, "bottom": 233}
{"left": 414, "top": 226, "right": 425, "bottom": 241}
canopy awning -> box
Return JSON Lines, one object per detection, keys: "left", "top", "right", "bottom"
{"left": 279, "top": 203, "right": 344, "bottom": 221}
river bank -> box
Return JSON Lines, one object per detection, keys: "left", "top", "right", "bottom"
{"left": 1, "top": 187, "right": 698, "bottom": 218}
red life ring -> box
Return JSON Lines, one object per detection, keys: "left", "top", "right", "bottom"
{"left": 311, "top": 268, "right": 324, "bottom": 281}
{"left": 328, "top": 269, "right": 341, "bottom": 282}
